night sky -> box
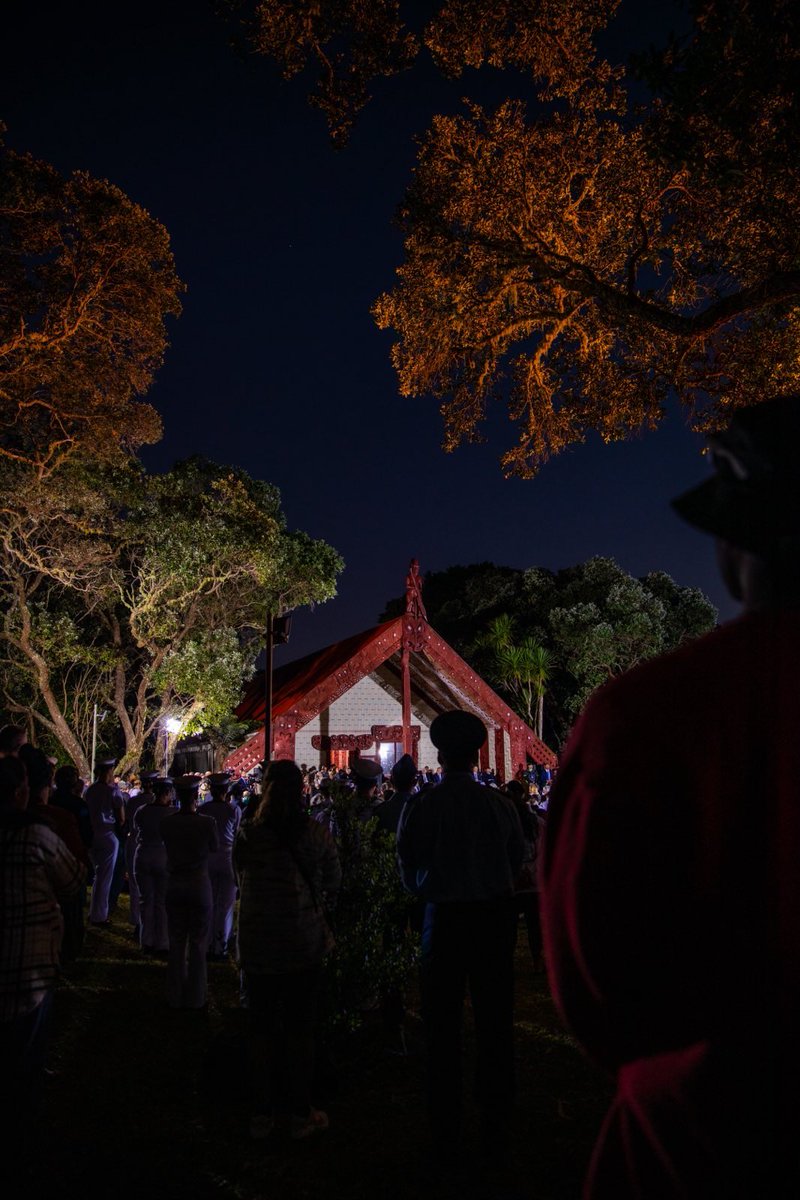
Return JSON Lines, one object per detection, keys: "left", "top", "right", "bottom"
{"left": 2, "top": 0, "right": 737, "bottom": 668}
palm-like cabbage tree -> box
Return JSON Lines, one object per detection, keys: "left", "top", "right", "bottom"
{"left": 473, "top": 615, "right": 552, "bottom": 739}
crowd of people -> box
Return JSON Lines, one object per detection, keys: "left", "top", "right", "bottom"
{"left": 0, "top": 721, "right": 548, "bottom": 1157}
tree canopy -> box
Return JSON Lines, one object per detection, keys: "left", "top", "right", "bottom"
{"left": 0, "top": 134, "right": 184, "bottom": 478}
{"left": 229, "top": 0, "right": 800, "bottom": 475}
{"left": 0, "top": 131, "right": 343, "bottom": 774}
{"left": 381, "top": 558, "right": 716, "bottom": 745}
{"left": 0, "top": 458, "right": 343, "bottom": 774}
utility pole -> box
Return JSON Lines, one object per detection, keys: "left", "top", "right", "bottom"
{"left": 264, "top": 611, "right": 274, "bottom": 766}
{"left": 91, "top": 703, "right": 98, "bottom": 780}
{"left": 263, "top": 610, "right": 292, "bottom": 766}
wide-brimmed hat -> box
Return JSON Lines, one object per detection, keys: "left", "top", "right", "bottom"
{"left": 672, "top": 396, "right": 800, "bottom": 557}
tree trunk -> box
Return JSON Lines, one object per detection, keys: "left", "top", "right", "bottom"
{"left": 13, "top": 581, "right": 92, "bottom": 776}
{"left": 536, "top": 693, "right": 544, "bottom": 742}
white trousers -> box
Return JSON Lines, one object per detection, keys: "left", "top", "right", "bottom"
{"left": 125, "top": 835, "right": 141, "bottom": 927}
{"left": 134, "top": 845, "right": 169, "bottom": 951}
{"left": 89, "top": 831, "right": 119, "bottom": 923}
{"left": 208, "top": 850, "right": 237, "bottom": 955}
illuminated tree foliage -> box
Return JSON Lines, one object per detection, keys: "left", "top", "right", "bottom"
{"left": 227, "top": 0, "right": 617, "bottom": 142}
{"left": 0, "top": 132, "right": 341, "bottom": 773}
{"left": 471, "top": 613, "right": 552, "bottom": 738}
{"left": 229, "top": 0, "right": 417, "bottom": 144}
{"left": 0, "top": 134, "right": 184, "bottom": 478}
{"left": 0, "top": 459, "right": 343, "bottom": 775}
{"left": 231, "top": 0, "right": 800, "bottom": 475}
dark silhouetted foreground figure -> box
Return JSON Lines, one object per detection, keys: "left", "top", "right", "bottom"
{"left": 85, "top": 758, "right": 125, "bottom": 926}
{"left": 397, "top": 710, "right": 524, "bottom": 1165}
{"left": 21, "top": 746, "right": 88, "bottom": 963}
{"left": 234, "top": 760, "right": 341, "bottom": 1141}
{"left": 161, "top": 775, "right": 217, "bottom": 1009}
{"left": 198, "top": 771, "right": 241, "bottom": 960}
{"left": 0, "top": 756, "right": 84, "bottom": 1134}
{"left": 134, "top": 777, "right": 176, "bottom": 954}
{"left": 542, "top": 396, "right": 800, "bottom": 1198}
{"left": 0, "top": 725, "right": 27, "bottom": 756}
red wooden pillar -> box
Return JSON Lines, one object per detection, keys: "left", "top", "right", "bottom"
{"left": 494, "top": 726, "right": 506, "bottom": 784}
{"left": 509, "top": 725, "right": 526, "bottom": 781}
{"left": 401, "top": 644, "right": 412, "bottom": 756}
{"left": 401, "top": 558, "right": 427, "bottom": 758}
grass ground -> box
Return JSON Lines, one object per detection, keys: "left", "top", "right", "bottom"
{"left": 25, "top": 900, "right": 611, "bottom": 1200}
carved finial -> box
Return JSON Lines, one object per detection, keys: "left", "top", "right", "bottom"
{"left": 405, "top": 558, "right": 427, "bottom": 621}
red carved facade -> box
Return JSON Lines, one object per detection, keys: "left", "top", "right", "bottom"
{"left": 311, "top": 733, "right": 375, "bottom": 752}
{"left": 224, "top": 562, "right": 557, "bottom": 779}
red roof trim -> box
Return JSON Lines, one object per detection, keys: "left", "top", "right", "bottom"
{"left": 419, "top": 625, "right": 557, "bottom": 767}
{"left": 230, "top": 615, "right": 556, "bottom": 768}
{"left": 235, "top": 618, "right": 402, "bottom": 723}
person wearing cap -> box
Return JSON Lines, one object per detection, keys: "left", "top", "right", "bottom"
{"left": 373, "top": 754, "right": 417, "bottom": 837}
{"left": 84, "top": 759, "right": 125, "bottom": 926}
{"left": 541, "top": 396, "right": 800, "bottom": 1199}
{"left": 351, "top": 757, "right": 383, "bottom": 819}
{"left": 133, "top": 777, "right": 175, "bottom": 954}
{"left": 397, "top": 709, "right": 525, "bottom": 1164}
{"left": 51, "top": 764, "right": 92, "bottom": 853}
{"left": 198, "top": 771, "right": 241, "bottom": 960}
{"left": 123, "top": 771, "right": 157, "bottom": 936}
{"left": 160, "top": 776, "right": 218, "bottom": 1008}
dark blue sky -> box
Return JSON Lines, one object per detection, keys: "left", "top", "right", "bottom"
{"left": 2, "top": 0, "right": 736, "bottom": 664}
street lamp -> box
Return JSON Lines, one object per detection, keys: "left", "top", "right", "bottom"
{"left": 164, "top": 716, "right": 182, "bottom": 773}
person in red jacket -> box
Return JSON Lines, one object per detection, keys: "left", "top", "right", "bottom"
{"left": 541, "top": 395, "right": 800, "bottom": 1199}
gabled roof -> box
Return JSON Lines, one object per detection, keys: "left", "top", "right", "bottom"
{"left": 232, "top": 614, "right": 556, "bottom": 769}
{"left": 236, "top": 618, "right": 402, "bottom": 723}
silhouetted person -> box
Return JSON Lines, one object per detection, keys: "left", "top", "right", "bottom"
{"left": 198, "top": 771, "right": 241, "bottom": 960}
{"left": 85, "top": 759, "right": 125, "bottom": 925}
{"left": 397, "top": 710, "right": 524, "bottom": 1167}
{"left": 542, "top": 396, "right": 800, "bottom": 1199}
{"left": 0, "top": 724, "right": 27, "bottom": 756}
{"left": 503, "top": 780, "right": 544, "bottom": 972}
{"left": 134, "top": 777, "right": 176, "bottom": 954}
{"left": 161, "top": 775, "right": 217, "bottom": 1009}
{"left": 234, "top": 760, "right": 340, "bottom": 1141}
{"left": 0, "top": 756, "right": 84, "bottom": 1136}
{"left": 20, "top": 746, "right": 88, "bottom": 962}
{"left": 51, "top": 764, "right": 93, "bottom": 853}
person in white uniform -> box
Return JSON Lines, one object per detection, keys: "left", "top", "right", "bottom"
{"left": 198, "top": 771, "right": 241, "bottom": 960}
{"left": 133, "top": 777, "right": 175, "bottom": 954}
{"left": 124, "top": 771, "right": 156, "bottom": 935}
{"left": 85, "top": 759, "right": 125, "bottom": 926}
{"left": 161, "top": 775, "right": 218, "bottom": 1009}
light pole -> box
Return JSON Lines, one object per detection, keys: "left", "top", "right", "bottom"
{"left": 90, "top": 706, "right": 108, "bottom": 779}
{"left": 263, "top": 610, "right": 292, "bottom": 765}
{"left": 264, "top": 611, "right": 274, "bottom": 767}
